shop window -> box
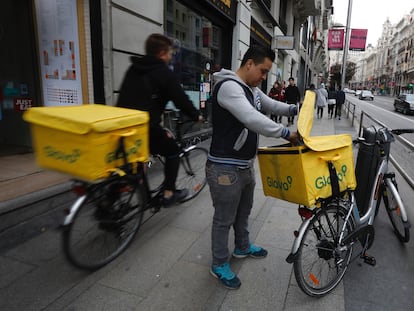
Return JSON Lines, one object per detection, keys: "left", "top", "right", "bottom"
{"left": 164, "top": 0, "right": 223, "bottom": 96}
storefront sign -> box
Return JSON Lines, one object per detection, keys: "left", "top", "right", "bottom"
{"left": 35, "top": 0, "right": 82, "bottom": 106}
{"left": 250, "top": 19, "right": 272, "bottom": 47}
{"left": 275, "top": 36, "right": 295, "bottom": 50}
{"left": 14, "top": 97, "right": 33, "bottom": 112}
{"left": 206, "top": 0, "right": 237, "bottom": 23}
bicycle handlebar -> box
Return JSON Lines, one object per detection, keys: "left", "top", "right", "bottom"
{"left": 391, "top": 129, "right": 414, "bottom": 135}
{"left": 353, "top": 128, "right": 414, "bottom": 146}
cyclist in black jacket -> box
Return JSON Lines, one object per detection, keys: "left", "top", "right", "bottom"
{"left": 117, "top": 34, "right": 203, "bottom": 206}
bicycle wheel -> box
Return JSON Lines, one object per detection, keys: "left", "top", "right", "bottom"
{"left": 176, "top": 146, "right": 208, "bottom": 202}
{"left": 382, "top": 178, "right": 410, "bottom": 242}
{"left": 62, "top": 176, "right": 146, "bottom": 270}
{"left": 293, "top": 204, "right": 354, "bottom": 297}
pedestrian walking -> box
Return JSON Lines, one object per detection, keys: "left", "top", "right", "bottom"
{"left": 315, "top": 83, "right": 328, "bottom": 119}
{"left": 268, "top": 81, "right": 282, "bottom": 122}
{"left": 206, "top": 46, "right": 300, "bottom": 290}
{"left": 285, "top": 77, "right": 301, "bottom": 126}
{"left": 335, "top": 85, "right": 346, "bottom": 120}
{"left": 327, "top": 86, "right": 336, "bottom": 118}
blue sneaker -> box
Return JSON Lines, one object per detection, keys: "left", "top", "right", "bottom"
{"left": 233, "top": 244, "right": 268, "bottom": 259}
{"left": 210, "top": 262, "right": 241, "bottom": 289}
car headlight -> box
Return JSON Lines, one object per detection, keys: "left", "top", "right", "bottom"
{"left": 410, "top": 103, "right": 414, "bottom": 109}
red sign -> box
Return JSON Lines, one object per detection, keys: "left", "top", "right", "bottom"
{"left": 203, "top": 27, "right": 212, "bottom": 47}
{"left": 14, "top": 97, "right": 33, "bottom": 112}
{"left": 349, "top": 29, "right": 368, "bottom": 51}
{"left": 328, "top": 29, "right": 344, "bottom": 50}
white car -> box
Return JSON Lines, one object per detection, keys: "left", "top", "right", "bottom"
{"left": 359, "top": 90, "right": 374, "bottom": 101}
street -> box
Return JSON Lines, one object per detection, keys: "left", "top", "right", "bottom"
{"left": 343, "top": 94, "right": 414, "bottom": 311}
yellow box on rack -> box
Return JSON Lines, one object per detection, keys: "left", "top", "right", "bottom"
{"left": 258, "top": 139, "right": 356, "bottom": 206}
{"left": 23, "top": 104, "right": 149, "bottom": 182}
{"left": 257, "top": 90, "right": 356, "bottom": 206}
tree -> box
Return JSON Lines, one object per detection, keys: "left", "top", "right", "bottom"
{"left": 329, "top": 61, "right": 357, "bottom": 86}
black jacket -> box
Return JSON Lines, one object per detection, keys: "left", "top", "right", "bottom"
{"left": 117, "top": 56, "right": 199, "bottom": 127}
{"left": 284, "top": 85, "right": 300, "bottom": 104}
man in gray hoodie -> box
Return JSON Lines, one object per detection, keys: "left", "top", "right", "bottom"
{"left": 207, "top": 46, "right": 299, "bottom": 289}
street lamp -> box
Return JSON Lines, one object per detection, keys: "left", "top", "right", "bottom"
{"left": 341, "top": 0, "right": 353, "bottom": 89}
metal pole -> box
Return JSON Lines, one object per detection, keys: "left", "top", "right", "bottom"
{"left": 341, "top": 0, "right": 353, "bottom": 88}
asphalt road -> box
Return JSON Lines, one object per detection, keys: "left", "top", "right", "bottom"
{"left": 343, "top": 94, "right": 414, "bottom": 311}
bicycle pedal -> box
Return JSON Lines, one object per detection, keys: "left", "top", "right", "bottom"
{"left": 362, "top": 253, "right": 376, "bottom": 266}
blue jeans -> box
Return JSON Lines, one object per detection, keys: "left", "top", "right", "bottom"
{"left": 206, "top": 160, "right": 256, "bottom": 266}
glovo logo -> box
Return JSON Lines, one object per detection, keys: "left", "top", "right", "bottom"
{"left": 315, "top": 164, "right": 348, "bottom": 189}
{"left": 43, "top": 146, "right": 81, "bottom": 163}
{"left": 105, "top": 139, "right": 143, "bottom": 164}
{"left": 266, "top": 176, "right": 293, "bottom": 191}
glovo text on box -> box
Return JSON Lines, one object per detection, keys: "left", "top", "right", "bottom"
{"left": 265, "top": 163, "right": 351, "bottom": 193}
{"left": 42, "top": 139, "right": 144, "bottom": 165}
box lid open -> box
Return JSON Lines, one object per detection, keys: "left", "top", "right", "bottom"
{"left": 298, "top": 90, "right": 352, "bottom": 152}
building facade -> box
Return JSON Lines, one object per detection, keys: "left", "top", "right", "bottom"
{"left": 348, "top": 8, "right": 414, "bottom": 95}
{"left": 0, "top": 0, "right": 329, "bottom": 155}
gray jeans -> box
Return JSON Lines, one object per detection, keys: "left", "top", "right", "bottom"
{"left": 206, "top": 160, "right": 256, "bottom": 266}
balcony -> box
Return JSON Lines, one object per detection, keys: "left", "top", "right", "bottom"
{"left": 293, "top": 0, "right": 320, "bottom": 19}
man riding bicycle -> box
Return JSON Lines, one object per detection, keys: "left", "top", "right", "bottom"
{"left": 117, "top": 33, "right": 203, "bottom": 206}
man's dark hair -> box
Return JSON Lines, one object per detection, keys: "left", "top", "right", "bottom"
{"left": 241, "top": 45, "right": 275, "bottom": 66}
{"left": 288, "top": 77, "right": 294, "bottom": 81}
{"left": 145, "top": 33, "right": 173, "bottom": 57}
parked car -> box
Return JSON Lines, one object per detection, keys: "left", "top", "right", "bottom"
{"left": 355, "top": 89, "right": 362, "bottom": 97}
{"left": 344, "top": 88, "right": 356, "bottom": 94}
{"left": 394, "top": 94, "right": 414, "bottom": 114}
{"left": 359, "top": 90, "right": 374, "bottom": 101}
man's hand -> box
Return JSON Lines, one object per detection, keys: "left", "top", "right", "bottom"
{"left": 198, "top": 115, "right": 205, "bottom": 122}
{"left": 287, "top": 131, "right": 301, "bottom": 146}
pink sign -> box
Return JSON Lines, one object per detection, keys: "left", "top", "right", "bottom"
{"left": 349, "top": 29, "right": 368, "bottom": 51}
{"left": 328, "top": 29, "right": 344, "bottom": 50}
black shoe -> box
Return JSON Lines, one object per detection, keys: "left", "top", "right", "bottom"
{"left": 162, "top": 189, "right": 189, "bottom": 207}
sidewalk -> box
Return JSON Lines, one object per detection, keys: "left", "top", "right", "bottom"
{"left": 0, "top": 114, "right": 357, "bottom": 311}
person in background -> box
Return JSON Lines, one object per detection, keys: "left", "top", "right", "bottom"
{"left": 117, "top": 33, "right": 203, "bottom": 206}
{"left": 335, "top": 85, "right": 346, "bottom": 120}
{"left": 284, "top": 77, "right": 301, "bottom": 126}
{"left": 268, "top": 81, "right": 282, "bottom": 122}
{"left": 276, "top": 80, "right": 287, "bottom": 123}
{"left": 327, "top": 85, "right": 337, "bottom": 119}
{"left": 207, "top": 46, "right": 299, "bottom": 290}
{"left": 315, "top": 83, "right": 328, "bottom": 119}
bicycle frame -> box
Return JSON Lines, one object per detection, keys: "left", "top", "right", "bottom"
{"left": 288, "top": 133, "right": 390, "bottom": 260}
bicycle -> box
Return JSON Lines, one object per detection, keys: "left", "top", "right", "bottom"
{"left": 61, "top": 114, "right": 209, "bottom": 271}
{"left": 286, "top": 125, "right": 413, "bottom": 297}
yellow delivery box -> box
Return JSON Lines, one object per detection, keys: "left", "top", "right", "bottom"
{"left": 23, "top": 104, "right": 149, "bottom": 182}
{"left": 257, "top": 91, "right": 356, "bottom": 206}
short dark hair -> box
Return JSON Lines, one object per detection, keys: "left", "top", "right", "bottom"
{"left": 241, "top": 45, "right": 275, "bottom": 66}
{"left": 145, "top": 33, "right": 173, "bottom": 57}
{"left": 288, "top": 77, "right": 294, "bottom": 81}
